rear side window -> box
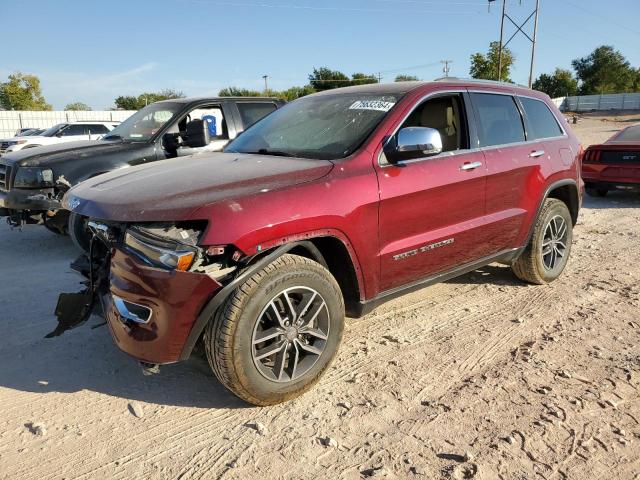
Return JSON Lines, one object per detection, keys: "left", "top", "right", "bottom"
{"left": 470, "top": 93, "right": 525, "bottom": 147}
{"left": 86, "top": 124, "right": 109, "bottom": 135}
{"left": 237, "top": 103, "right": 278, "bottom": 128}
{"left": 519, "top": 97, "right": 563, "bottom": 140}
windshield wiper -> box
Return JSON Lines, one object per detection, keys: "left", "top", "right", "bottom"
{"left": 102, "top": 134, "right": 123, "bottom": 141}
{"left": 250, "top": 148, "right": 296, "bottom": 158}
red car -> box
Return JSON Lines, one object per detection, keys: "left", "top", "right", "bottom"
{"left": 54, "top": 79, "right": 583, "bottom": 405}
{"left": 582, "top": 124, "right": 640, "bottom": 197}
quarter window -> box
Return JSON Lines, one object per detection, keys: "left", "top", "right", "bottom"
{"left": 519, "top": 97, "right": 563, "bottom": 140}
{"left": 471, "top": 93, "right": 525, "bottom": 147}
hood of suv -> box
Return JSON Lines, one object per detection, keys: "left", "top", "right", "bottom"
{"left": 0, "top": 140, "right": 146, "bottom": 167}
{"left": 65, "top": 152, "right": 334, "bottom": 222}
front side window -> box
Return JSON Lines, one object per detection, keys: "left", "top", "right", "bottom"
{"left": 237, "top": 103, "right": 277, "bottom": 129}
{"left": 519, "top": 97, "right": 563, "bottom": 140}
{"left": 396, "top": 94, "right": 468, "bottom": 152}
{"left": 471, "top": 93, "right": 525, "bottom": 147}
{"left": 226, "top": 93, "right": 400, "bottom": 160}
{"left": 60, "top": 124, "right": 87, "bottom": 136}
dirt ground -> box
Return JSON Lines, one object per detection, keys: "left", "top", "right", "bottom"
{"left": 1, "top": 113, "right": 639, "bottom": 480}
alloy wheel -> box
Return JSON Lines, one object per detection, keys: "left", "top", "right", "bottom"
{"left": 541, "top": 215, "right": 568, "bottom": 271}
{"left": 251, "top": 286, "right": 330, "bottom": 383}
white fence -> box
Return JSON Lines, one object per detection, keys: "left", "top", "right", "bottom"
{"left": 553, "top": 93, "right": 640, "bottom": 112}
{"left": 0, "top": 110, "right": 137, "bottom": 139}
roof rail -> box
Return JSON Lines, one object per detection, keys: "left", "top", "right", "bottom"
{"left": 433, "top": 77, "right": 529, "bottom": 88}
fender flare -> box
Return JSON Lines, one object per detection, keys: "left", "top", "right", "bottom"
{"left": 179, "top": 241, "right": 327, "bottom": 360}
{"left": 523, "top": 178, "right": 579, "bottom": 246}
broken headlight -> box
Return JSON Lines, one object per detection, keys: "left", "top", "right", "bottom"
{"left": 124, "top": 225, "right": 203, "bottom": 271}
{"left": 13, "top": 167, "right": 54, "bottom": 188}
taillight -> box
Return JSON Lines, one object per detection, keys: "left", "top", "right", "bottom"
{"left": 584, "top": 149, "right": 601, "bottom": 162}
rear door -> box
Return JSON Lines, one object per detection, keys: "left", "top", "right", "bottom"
{"left": 376, "top": 92, "right": 488, "bottom": 292}
{"left": 232, "top": 101, "right": 280, "bottom": 131}
{"left": 469, "top": 91, "right": 542, "bottom": 252}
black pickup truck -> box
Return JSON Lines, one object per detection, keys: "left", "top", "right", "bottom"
{"left": 0, "top": 96, "right": 283, "bottom": 249}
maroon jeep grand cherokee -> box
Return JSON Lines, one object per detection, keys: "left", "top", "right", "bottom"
{"left": 55, "top": 80, "right": 583, "bottom": 405}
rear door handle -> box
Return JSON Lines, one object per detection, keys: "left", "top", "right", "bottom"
{"left": 529, "top": 150, "right": 545, "bottom": 158}
{"left": 460, "top": 161, "right": 482, "bottom": 171}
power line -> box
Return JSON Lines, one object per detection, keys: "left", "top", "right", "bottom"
{"left": 190, "top": 0, "right": 482, "bottom": 14}
{"left": 563, "top": 0, "right": 640, "bottom": 36}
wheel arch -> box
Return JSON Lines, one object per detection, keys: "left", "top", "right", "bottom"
{"left": 179, "top": 235, "right": 364, "bottom": 361}
{"left": 524, "top": 179, "right": 579, "bottom": 246}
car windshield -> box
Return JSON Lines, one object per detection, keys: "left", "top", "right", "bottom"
{"left": 103, "top": 102, "right": 183, "bottom": 142}
{"left": 40, "top": 124, "right": 66, "bottom": 137}
{"left": 225, "top": 93, "right": 400, "bottom": 160}
{"left": 614, "top": 125, "right": 640, "bottom": 142}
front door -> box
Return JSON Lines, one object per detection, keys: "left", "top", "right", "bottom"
{"left": 376, "top": 93, "right": 488, "bottom": 292}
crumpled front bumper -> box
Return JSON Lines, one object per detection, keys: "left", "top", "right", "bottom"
{"left": 104, "top": 248, "right": 222, "bottom": 364}
{"left": 0, "top": 187, "right": 61, "bottom": 213}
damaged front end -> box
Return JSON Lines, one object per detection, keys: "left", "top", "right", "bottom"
{"left": 49, "top": 220, "right": 241, "bottom": 364}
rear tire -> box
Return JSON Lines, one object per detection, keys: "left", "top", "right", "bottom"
{"left": 68, "top": 212, "right": 91, "bottom": 252}
{"left": 512, "top": 199, "right": 573, "bottom": 285}
{"left": 205, "top": 254, "right": 344, "bottom": 406}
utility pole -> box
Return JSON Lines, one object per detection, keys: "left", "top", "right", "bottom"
{"left": 262, "top": 75, "right": 269, "bottom": 92}
{"left": 441, "top": 60, "right": 453, "bottom": 77}
{"left": 491, "top": 0, "right": 540, "bottom": 87}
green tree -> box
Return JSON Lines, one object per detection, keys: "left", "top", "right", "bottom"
{"left": 469, "top": 42, "right": 515, "bottom": 82}
{"left": 274, "top": 85, "right": 316, "bottom": 101}
{"left": 395, "top": 75, "right": 420, "bottom": 82}
{"left": 64, "top": 102, "right": 92, "bottom": 111}
{"left": 114, "top": 89, "right": 186, "bottom": 110}
{"left": 351, "top": 72, "right": 379, "bottom": 85}
{"left": 309, "top": 67, "right": 351, "bottom": 91}
{"left": 0, "top": 72, "right": 52, "bottom": 110}
{"left": 218, "top": 87, "right": 262, "bottom": 97}
{"left": 572, "top": 45, "right": 636, "bottom": 94}
{"left": 532, "top": 68, "right": 578, "bottom": 98}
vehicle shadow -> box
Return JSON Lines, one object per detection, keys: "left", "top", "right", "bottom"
{"left": 0, "top": 223, "right": 249, "bottom": 409}
{"left": 445, "top": 263, "right": 524, "bottom": 287}
{"left": 582, "top": 190, "right": 640, "bottom": 209}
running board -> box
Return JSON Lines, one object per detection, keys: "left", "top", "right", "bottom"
{"left": 351, "top": 247, "right": 524, "bottom": 318}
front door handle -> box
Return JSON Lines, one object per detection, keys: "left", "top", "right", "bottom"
{"left": 460, "top": 161, "right": 482, "bottom": 171}
{"left": 529, "top": 150, "right": 545, "bottom": 158}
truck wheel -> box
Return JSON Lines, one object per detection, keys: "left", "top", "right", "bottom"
{"left": 512, "top": 198, "right": 573, "bottom": 285}
{"left": 205, "top": 254, "right": 344, "bottom": 406}
{"left": 68, "top": 212, "right": 91, "bottom": 252}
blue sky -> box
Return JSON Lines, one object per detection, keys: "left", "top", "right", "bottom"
{"left": 2, "top": 0, "right": 639, "bottom": 109}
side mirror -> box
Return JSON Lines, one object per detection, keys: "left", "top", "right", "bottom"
{"left": 55, "top": 132, "right": 64, "bottom": 138}
{"left": 183, "top": 119, "right": 210, "bottom": 148}
{"left": 385, "top": 127, "right": 442, "bottom": 163}
{"left": 397, "top": 127, "right": 442, "bottom": 156}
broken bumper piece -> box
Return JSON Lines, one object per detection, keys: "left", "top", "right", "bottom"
{"left": 0, "top": 187, "right": 61, "bottom": 213}
{"left": 103, "top": 249, "right": 223, "bottom": 364}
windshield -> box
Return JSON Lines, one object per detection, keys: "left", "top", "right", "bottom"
{"left": 103, "top": 102, "right": 183, "bottom": 142}
{"left": 40, "top": 124, "right": 66, "bottom": 137}
{"left": 225, "top": 93, "right": 400, "bottom": 160}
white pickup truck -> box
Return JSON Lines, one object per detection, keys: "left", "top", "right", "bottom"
{"left": 0, "top": 121, "right": 119, "bottom": 155}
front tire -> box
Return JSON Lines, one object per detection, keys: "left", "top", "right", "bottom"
{"left": 512, "top": 199, "right": 573, "bottom": 285}
{"left": 68, "top": 212, "right": 91, "bottom": 252}
{"left": 205, "top": 254, "right": 344, "bottom": 406}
